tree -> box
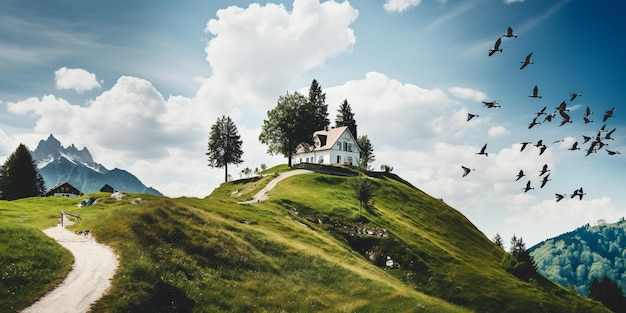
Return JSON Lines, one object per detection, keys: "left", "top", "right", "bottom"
{"left": 509, "top": 235, "right": 538, "bottom": 281}
{"left": 357, "top": 135, "right": 375, "bottom": 170}
{"left": 589, "top": 276, "right": 626, "bottom": 312}
{"left": 335, "top": 99, "right": 357, "bottom": 140}
{"left": 308, "top": 79, "right": 329, "bottom": 131}
{"left": 207, "top": 115, "right": 244, "bottom": 182}
{"left": 380, "top": 164, "right": 394, "bottom": 173}
{"left": 492, "top": 233, "right": 504, "bottom": 249}
{"left": 348, "top": 177, "right": 375, "bottom": 216}
{"left": 259, "top": 91, "right": 317, "bottom": 168}
{"left": 0, "top": 143, "right": 46, "bottom": 200}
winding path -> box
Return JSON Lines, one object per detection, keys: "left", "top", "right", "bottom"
{"left": 239, "top": 169, "right": 312, "bottom": 204}
{"left": 22, "top": 220, "right": 118, "bottom": 313}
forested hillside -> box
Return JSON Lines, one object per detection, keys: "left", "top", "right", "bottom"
{"left": 529, "top": 219, "right": 626, "bottom": 296}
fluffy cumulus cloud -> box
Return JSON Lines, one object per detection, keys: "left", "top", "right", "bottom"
{"left": 383, "top": 0, "right": 422, "bottom": 13}
{"left": 199, "top": 0, "right": 358, "bottom": 117}
{"left": 54, "top": 67, "right": 101, "bottom": 93}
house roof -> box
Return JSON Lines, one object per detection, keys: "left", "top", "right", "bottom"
{"left": 296, "top": 126, "right": 357, "bottom": 154}
{"left": 44, "top": 182, "right": 81, "bottom": 196}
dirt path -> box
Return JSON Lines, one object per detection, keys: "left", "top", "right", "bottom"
{"left": 239, "top": 169, "right": 312, "bottom": 204}
{"left": 22, "top": 220, "right": 118, "bottom": 313}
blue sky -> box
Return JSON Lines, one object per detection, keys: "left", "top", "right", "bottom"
{"left": 1, "top": 0, "right": 624, "bottom": 246}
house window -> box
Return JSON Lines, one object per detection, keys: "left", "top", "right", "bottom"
{"left": 336, "top": 142, "right": 342, "bottom": 150}
{"left": 344, "top": 142, "right": 348, "bottom": 151}
{"left": 347, "top": 157, "right": 353, "bottom": 166}
{"left": 337, "top": 156, "right": 341, "bottom": 164}
{"left": 318, "top": 156, "right": 324, "bottom": 164}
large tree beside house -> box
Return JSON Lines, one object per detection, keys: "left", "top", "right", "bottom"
{"left": 308, "top": 79, "right": 330, "bottom": 132}
{"left": 335, "top": 99, "right": 357, "bottom": 140}
{"left": 259, "top": 91, "right": 317, "bottom": 168}
{"left": 207, "top": 115, "right": 244, "bottom": 182}
{"left": 0, "top": 143, "right": 46, "bottom": 200}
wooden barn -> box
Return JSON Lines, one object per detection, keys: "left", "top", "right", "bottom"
{"left": 44, "top": 182, "right": 81, "bottom": 198}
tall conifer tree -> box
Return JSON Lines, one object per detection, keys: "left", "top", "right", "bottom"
{"left": 308, "top": 79, "right": 329, "bottom": 131}
{"left": 0, "top": 143, "right": 46, "bottom": 200}
{"left": 207, "top": 115, "right": 244, "bottom": 182}
{"left": 335, "top": 99, "right": 357, "bottom": 139}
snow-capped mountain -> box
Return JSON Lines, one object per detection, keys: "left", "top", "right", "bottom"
{"left": 33, "top": 134, "right": 162, "bottom": 196}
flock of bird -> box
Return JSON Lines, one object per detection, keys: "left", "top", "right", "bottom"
{"left": 461, "top": 26, "right": 620, "bottom": 202}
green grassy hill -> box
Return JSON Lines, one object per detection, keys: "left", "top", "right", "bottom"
{"left": 0, "top": 166, "right": 610, "bottom": 312}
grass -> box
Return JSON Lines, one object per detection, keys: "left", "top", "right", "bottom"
{"left": 0, "top": 167, "right": 611, "bottom": 312}
{"left": 0, "top": 222, "right": 73, "bottom": 313}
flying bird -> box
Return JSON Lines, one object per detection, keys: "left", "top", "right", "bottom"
{"left": 570, "top": 187, "right": 586, "bottom": 200}
{"left": 568, "top": 141, "right": 580, "bottom": 151}
{"left": 515, "top": 169, "right": 525, "bottom": 181}
{"left": 502, "top": 27, "right": 518, "bottom": 38}
{"left": 489, "top": 38, "right": 503, "bottom": 57}
{"left": 482, "top": 100, "right": 501, "bottom": 108}
{"left": 540, "top": 174, "right": 551, "bottom": 188}
{"left": 582, "top": 135, "right": 592, "bottom": 144}
{"left": 607, "top": 150, "right": 621, "bottom": 155}
{"left": 603, "top": 108, "right": 615, "bottom": 122}
{"left": 535, "top": 106, "right": 547, "bottom": 116}
{"left": 520, "top": 52, "right": 534, "bottom": 70}
{"left": 543, "top": 113, "right": 556, "bottom": 123}
{"left": 477, "top": 143, "right": 488, "bottom": 156}
{"left": 539, "top": 164, "right": 550, "bottom": 176}
{"left": 534, "top": 139, "right": 544, "bottom": 147}
{"left": 555, "top": 193, "right": 565, "bottom": 202}
{"left": 529, "top": 85, "right": 542, "bottom": 98}
{"left": 555, "top": 101, "right": 569, "bottom": 112}
{"left": 467, "top": 113, "right": 479, "bottom": 121}
{"left": 523, "top": 180, "right": 534, "bottom": 193}
{"left": 519, "top": 142, "right": 532, "bottom": 152}
{"left": 569, "top": 93, "right": 582, "bottom": 102}
{"left": 584, "top": 106, "right": 593, "bottom": 117}
{"left": 539, "top": 145, "right": 548, "bottom": 155}
{"left": 605, "top": 127, "right": 616, "bottom": 140}
{"left": 528, "top": 117, "right": 541, "bottom": 129}
{"left": 461, "top": 166, "right": 475, "bottom": 177}
{"left": 583, "top": 116, "right": 593, "bottom": 124}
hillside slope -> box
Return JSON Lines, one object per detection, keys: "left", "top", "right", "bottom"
{"left": 3, "top": 167, "right": 610, "bottom": 312}
{"left": 530, "top": 220, "right": 626, "bottom": 296}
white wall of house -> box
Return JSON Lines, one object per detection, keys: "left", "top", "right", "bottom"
{"left": 291, "top": 128, "right": 360, "bottom": 166}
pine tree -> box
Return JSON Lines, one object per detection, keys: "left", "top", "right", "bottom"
{"left": 207, "top": 115, "right": 244, "bottom": 182}
{"left": 308, "top": 79, "right": 329, "bottom": 131}
{"left": 492, "top": 233, "right": 504, "bottom": 249}
{"left": 589, "top": 276, "right": 626, "bottom": 312}
{"left": 0, "top": 143, "right": 46, "bottom": 200}
{"left": 335, "top": 99, "right": 357, "bottom": 139}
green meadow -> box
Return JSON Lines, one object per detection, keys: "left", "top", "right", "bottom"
{"left": 0, "top": 166, "right": 610, "bottom": 312}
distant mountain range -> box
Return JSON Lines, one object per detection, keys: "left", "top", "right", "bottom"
{"left": 529, "top": 219, "right": 626, "bottom": 296}
{"left": 33, "top": 134, "right": 162, "bottom": 196}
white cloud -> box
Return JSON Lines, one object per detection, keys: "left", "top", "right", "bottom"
{"left": 383, "top": 0, "right": 421, "bottom": 13}
{"left": 505, "top": 197, "right": 622, "bottom": 246}
{"left": 54, "top": 67, "right": 101, "bottom": 93}
{"left": 488, "top": 125, "right": 509, "bottom": 138}
{"left": 448, "top": 87, "right": 487, "bottom": 102}
{"left": 200, "top": 0, "right": 358, "bottom": 115}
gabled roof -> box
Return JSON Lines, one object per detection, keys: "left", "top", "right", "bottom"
{"left": 44, "top": 182, "right": 81, "bottom": 196}
{"left": 296, "top": 126, "right": 358, "bottom": 154}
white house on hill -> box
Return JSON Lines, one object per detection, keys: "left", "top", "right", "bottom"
{"left": 291, "top": 126, "right": 361, "bottom": 166}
